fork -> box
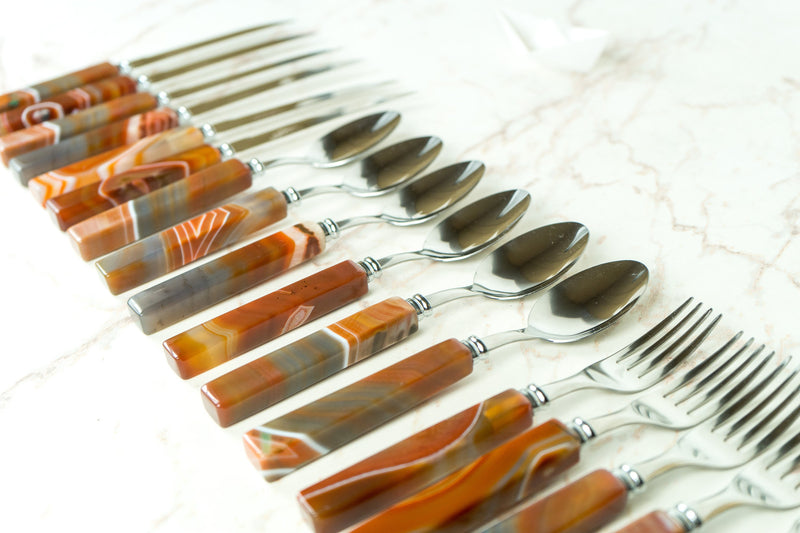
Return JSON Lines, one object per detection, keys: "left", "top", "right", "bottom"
{"left": 477, "top": 355, "right": 800, "bottom": 533}
{"left": 614, "top": 424, "right": 800, "bottom": 532}
{"left": 298, "top": 299, "right": 717, "bottom": 532}
{"left": 346, "top": 334, "right": 782, "bottom": 533}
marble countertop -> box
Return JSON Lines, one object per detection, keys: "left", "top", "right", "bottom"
{"left": 2, "top": 1, "right": 799, "bottom": 531}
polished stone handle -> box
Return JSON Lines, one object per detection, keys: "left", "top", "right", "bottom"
{"left": 96, "top": 186, "right": 288, "bottom": 294}
{"left": 128, "top": 221, "right": 327, "bottom": 334}
{"left": 0, "top": 92, "right": 158, "bottom": 166}
{"left": 45, "top": 144, "right": 222, "bottom": 230}
{"left": 0, "top": 75, "right": 137, "bottom": 135}
{"left": 0, "top": 62, "right": 118, "bottom": 113}
{"left": 614, "top": 511, "right": 686, "bottom": 533}
{"left": 23, "top": 118, "right": 194, "bottom": 199}
{"left": 243, "top": 338, "right": 474, "bottom": 481}
{"left": 349, "top": 418, "right": 582, "bottom": 533}
{"left": 482, "top": 469, "right": 629, "bottom": 533}
{"left": 67, "top": 159, "right": 253, "bottom": 260}
{"left": 202, "top": 297, "right": 419, "bottom": 426}
{"left": 299, "top": 388, "right": 534, "bottom": 533}
{"left": 164, "top": 260, "right": 370, "bottom": 379}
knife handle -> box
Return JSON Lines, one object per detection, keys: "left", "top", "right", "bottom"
{"left": 127, "top": 221, "right": 327, "bottom": 334}
{"left": 614, "top": 511, "right": 686, "bottom": 533}
{"left": 45, "top": 144, "right": 222, "bottom": 230}
{"left": 0, "top": 92, "right": 158, "bottom": 166}
{"left": 202, "top": 297, "right": 419, "bottom": 426}
{"left": 164, "top": 260, "right": 370, "bottom": 379}
{"left": 298, "top": 388, "right": 534, "bottom": 533}
{"left": 349, "top": 418, "right": 582, "bottom": 533}
{"left": 242, "top": 338, "right": 474, "bottom": 480}
{"left": 481, "top": 469, "right": 629, "bottom": 533}
{"left": 0, "top": 62, "right": 118, "bottom": 113}
{"left": 21, "top": 114, "right": 191, "bottom": 197}
{"left": 96, "top": 186, "right": 288, "bottom": 294}
{"left": 0, "top": 75, "right": 138, "bottom": 135}
{"left": 67, "top": 159, "right": 252, "bottom": 261}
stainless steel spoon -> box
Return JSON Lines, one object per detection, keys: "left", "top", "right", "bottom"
{"left": 96, "top": 135, "right": 442, "bottom": 294}
{"left": 164, "top": 180, "right": 534, "bottom": 379}
{"left": 196, "top": 222, "right": 589, "bottom": 425}
{"left": 127, "top": 162, "right": 502, "bottom": 334}
{"left": 241, "top": 260, "right": 649, "bottom": 480}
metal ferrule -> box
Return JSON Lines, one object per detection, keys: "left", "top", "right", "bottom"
{"left": 282, "top": 186, "right": 302, "bottom": 206}
{"left": 670, "top": 503, "right": 702, "bottom": 531}
{"left": 199, "top": 122, "right": 216, "bottom": 139}
{"left": 520, "top": 383, "right": 549, "bottom": 408}
{"left": 568, "top": 417, "right": 596, "bottom": 443}
{"left": 177, "top": 106, "right": 193, "bottom": 124}
{"left": 117, "top": 60, "right": 133, "bottom": 75}
{"left": 358, "top": 256, "right": 382, "bottom": 281}
{"left": 613, "top": 463, "right": 645, "bottom": 493}
{"left": 247, "top": 157, "right": 265, "bottom": 175}
{"left": 318, "top": 218, "right": 340, "bottom": 240}
{"left": 156, "top": 91, "right": 171, "bottom": 107}
{"left": 463, "top": 335, "right": 489, "bottom": 359}
{"left": 136, "top": 74, "right": 151, "bottom": 91}
{"left": 218, "top": 143, "right": 236, "bottom": 160}
{"left": 406, "top": 293, "right": 432, "bottom": 316}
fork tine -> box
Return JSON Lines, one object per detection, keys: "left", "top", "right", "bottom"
{"left": 625, "top": 305, "right": 709, "bottom": 370}
{"left": 686, "top": 349, "right": 774, "bottom": 414}
{"left": 734, "top": 374, "right": 800, "bottom": 454}
{"left": 669, "top": 341, "right": 762, "bottom": 404}
{"left": 660, "top": 331, "right": 745, "bottom": 393}
{"left": 720, "top": 358, "right": 796, "bottom": 438}
{"left": 637, "top": 313, "right": 723, "bottom": 378}
{"left": 614, "top": 297, "right": 695, "bottom": 363}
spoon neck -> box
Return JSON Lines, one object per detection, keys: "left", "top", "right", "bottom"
{"left": 417, "top": 286, "right": 477, "bottom": 311}
{"left": 479, "top": 328, "right": 535, "bottom": 352}
{"left": 332, "top": 215, "right": 383, "bottom": 233}
{"left": 372, "top": 250, "right": 424, "bottom": 271}
{"left": 248, "top": 156, "right": 309, "bottom": 175}
{"left": 292, "top": 184, "right": 343, "bottom": 201}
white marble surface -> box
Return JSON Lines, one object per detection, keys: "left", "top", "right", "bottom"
{"left": 2, "top": 1, "right": 799, "bottom": 532}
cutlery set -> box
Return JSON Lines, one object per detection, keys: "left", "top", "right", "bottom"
{"left": 4, "top": 20, "right": 795, "bottom": 533}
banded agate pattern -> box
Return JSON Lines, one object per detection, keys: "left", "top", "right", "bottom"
{"left": 0, "top": 62, "right": 118, "bottom": 113}
{"left": 0, "top": 75, "right": 137, "bottom": 134}
{"left": 351, "top": 419, "right": 582, "bottom": 533}
{"left": 96, "top": 186, "right": 288, "bottom": 293}
{"left": 299, "top": 389, "right": 534, "bottom": 533}
{"left": 68, "top": 159, "right": 253, "bottom": 260}
{"left": 202, "top": 297, "right": 420, "bottom": 427}
{"left": 615, "top": 511, "right": 687, "bottom": 533}
{"left": 46, "top": 144, "right": 222, "bottom": 230}
{"left": 0, "top": 92, "right": 158, "bottom": 165}
{"left": 164, "top": 260, "right": 370, "bottom": 379}
{"left": 243, "top": 338, "right": 474, "bottom": 481}
{"left": 128, "top": 222, "right": 327, "bottom": 334}
{"left": 25, "top": 115, "right": 191, "bottom": 199}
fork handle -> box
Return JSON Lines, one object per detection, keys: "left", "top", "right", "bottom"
{"left": 46, "top": 144, "right": 222, "bottom": 230}
{"left": 201, "top": 297, "right": 420, "bottom": 426}
{"left": 482, "top": 468, "right": 629, "bottom": 533}
{"left": 348, "top": 418, "right": 582, "bottom": 533}
{"left": 0, "top": 92, "right": 158, "bottom": 166}
{"left": 96, "top": 186, "right": 288, "bottom": 294}
{"left": 299, "top": 389, "right": 535, "bottom": 533}
{"left": 127, "top": 221, "right": 327, "bottom": 334}
{"left": 68, "top": 159, "right": 253, "bottom": 261}
{"left": 163, "top": 260, "right": 369, "bottom": 378}
{"left": 613, "top": 511, "right": 686, "bottom": 533}
{"left": 242, "top": 338, "right": 474, "bottom": 480}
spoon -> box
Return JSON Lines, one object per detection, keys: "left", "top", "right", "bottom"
{"left": 66, "top": 110, "right": 406, "bottom": 260}
{"left": 241, "top": 260, "right": 648, "bottom": 481}
{"left": 94, "top": 135, "right": 442, "bottom": 294}
{"left": 163, "top": 178, "right": 526, "bottom": 377}
{"left": 198, "top": 222, "right": 588, "bottom": 427}
{"left": 126, "top": 164, "right": 500, "bottom": 335}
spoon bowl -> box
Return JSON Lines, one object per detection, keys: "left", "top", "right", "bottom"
{"left": 312, "top": 110, "right": 401, "bottom": 166}
{"left": 421, "top": 189, "right": 531, "bottom": 257}
{"left": 472, "top": 222, "right": 590, "bottom": 299}
{"left": 528, "top": 259, "right": 649, "bottom": 341}
{"left": 346, "top": 135, "right": 443, "bottom": 194}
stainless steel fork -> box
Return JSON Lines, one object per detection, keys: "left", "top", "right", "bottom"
{"left": 478, "top": 355, "right": 800, "bottom": 533}
{"left": 615, "top": 419, "right": 800, "bottom": 533}
{"left": 297, "top": 299, "right": 720, "bottom": 533}
{"left": 342, "top": 334, "right": 779, "bottom": 533}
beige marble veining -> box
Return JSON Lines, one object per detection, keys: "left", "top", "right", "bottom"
{"left": 1, "top": 0, "right": 799, "bottom": 531}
